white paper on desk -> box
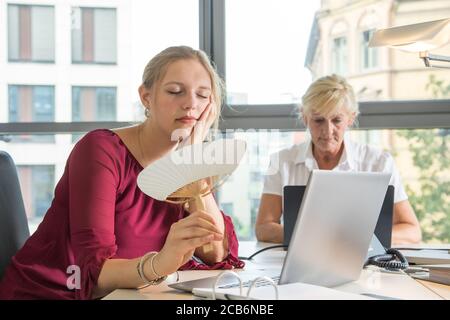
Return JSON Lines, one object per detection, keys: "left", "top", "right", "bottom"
{"left": 193, "top": 282, "right": 374, "bottom": 300}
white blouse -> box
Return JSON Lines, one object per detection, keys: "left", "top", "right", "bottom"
{"left": 262, "top": 134, "right": 407, "bottom": 204}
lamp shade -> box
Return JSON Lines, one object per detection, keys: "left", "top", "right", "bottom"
{"left": 369, "top": 18, "right": 450, "bottom": 52}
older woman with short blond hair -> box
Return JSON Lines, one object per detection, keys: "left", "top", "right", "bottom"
{"left": 256, "top": 74, "right": 421, "bottom": 245}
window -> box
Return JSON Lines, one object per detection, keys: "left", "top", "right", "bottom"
{"left": 217, "top": 128, "right": 450, "bottom": 243}
{"left": 8, "top": 85, "right": 55, "bottom": 143}
{"left": 221, "top": 203, "right": 234, "bottom": 216}
{"left": 1, "top": 1, "right": 200, "bottom": 233}
{"left": 1, "top": 0, "right": 450, "bottom": 244}
{"left": 225, "top": 0, "right": 320, "bottom": 105}
{"left": 217, "top": 130, "right": 306, "bottom": 240}
{"left": 250, "top": 171, "right": 262, "bottom": 184}
{"left": 71, "top": 7, "right": 117, "bottom": 64}
{"left": 8, "top": 4, "right": 55, "bottom": 62}
{"left": 361, "top": 29, "right": 378, "bottom": 70}
{"left": 331, "top": 36, "right": 347, "bottom": 75}
{"left": 17, "top": 165, "right": 55, "bottom": 234}
{"left": 72, "top": 87, "right": 117, "bottom": 121}
{"left": 72, "top": 87, "right": 116, "bottom": 141}
{"left": 353, "top": 129, "right": 450, "bottom": 243}
{"left": 249, "top": 198, "right": 260, "bottom": 239}
{"left": 358, "top": 12, "right": 379, "bottom": 72}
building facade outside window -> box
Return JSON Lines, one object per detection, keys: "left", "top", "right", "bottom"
{"left": 17, "top": 165, "right": 55, "bottom": 233}
{"left": 8, "top": 4, "right": 55, "bottom": 62}
{"left": 331, "top": 36, "right": 347, "bottom": 75}
{"left": 8, "top": 85, "right": 55, "bottom": 143}
{"left": 2, "top": 0, "right": 449, "bottom": 243}
{"left": 1, "top": 1, "right": 199, "bottom": 235}
{"left": 72, "top": 86, "right": 117, "bottom": 141}
{"left": 71, "top": 7, "right": 117, "bottom": 64}
{"left": 361, "top": 29, "right": 378, "bottom": 70}
{"left": 72, "top": 86, "right": 117, "bottom": 121}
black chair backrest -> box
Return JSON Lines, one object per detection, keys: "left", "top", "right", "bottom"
{"left": 0, "top": 151, "right": 30, "bottom": 280}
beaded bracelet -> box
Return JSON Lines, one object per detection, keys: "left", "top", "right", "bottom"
{"left": 137, "top": 251, "right": 167, "bottom": 287}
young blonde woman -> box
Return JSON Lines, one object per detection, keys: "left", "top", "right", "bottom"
{"left": 256, "top": 74, "right": 421, "bottom": 246}
{"left": 0, "top": 46, "right": 243, "bottom": 300}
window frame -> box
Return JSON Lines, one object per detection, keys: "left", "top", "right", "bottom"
{"left": 331, "top": 35, "right": 348, "bottom": 75}
{"left": 200, "top": 0, "right": 450, "bottom": 132}
{"left": 17, "top": 164, "right": 55, "bottom": 219}
{"left": 1, "top": 0, "right": 450, "bottom": 242}
{"left": 1, "top": 0, "right": 450, "bottom": 135}
{"left": 71, "top": 86, "right": 117, "bottom": 122}
{"left": 360, "top": 29, "right": 378, "bottom": 71}
{"left": 7, "top": 3, "right": 55, "bottom": 63}
{"left": 70, "top": 6, "right": 118, "bottom": 65}
{"left": 7, "top": 84, "right": 55, "bottom": 123}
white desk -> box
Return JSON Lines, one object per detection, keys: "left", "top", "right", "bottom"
{"left": 104, "top": 241, "right": 450, "bottom": 300}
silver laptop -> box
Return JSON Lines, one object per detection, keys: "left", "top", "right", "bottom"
{"left": 169, "top": 170, "right": 391, "bottom": 291}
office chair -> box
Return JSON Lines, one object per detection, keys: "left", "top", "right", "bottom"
{"left": 0, "top": 151, "right": 30, "bottom": 280}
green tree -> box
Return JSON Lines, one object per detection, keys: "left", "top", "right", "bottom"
{"left": 396, "top": 75, "right": 450, "bottom": 242}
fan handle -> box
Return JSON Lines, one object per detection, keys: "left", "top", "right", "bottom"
{"left": 192, "top": 195, "right": 213, "bottom": 253}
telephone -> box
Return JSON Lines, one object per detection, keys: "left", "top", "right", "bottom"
{"left": 365, "top": 235, "right": 409, "bottom": 271}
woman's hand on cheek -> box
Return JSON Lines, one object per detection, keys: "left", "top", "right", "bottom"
{"left": 203, "top": 97, "right": 217, "bottom": 131}
{"left": 178, "top": 98, "right": 216, "bottom": 147}
{"left": 191, "top": 100, "right": 214, "bottom": 145}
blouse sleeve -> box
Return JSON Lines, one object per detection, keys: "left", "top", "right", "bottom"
{"left": 67, "top": 132, "right": 119, "bottom": 299}
{"left": 180, "top": 211, "right": 245, "bottom": 270}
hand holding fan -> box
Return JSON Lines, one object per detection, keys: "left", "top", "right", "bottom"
{"left": 137, "top": 139, "right": 247, "bottom": 253}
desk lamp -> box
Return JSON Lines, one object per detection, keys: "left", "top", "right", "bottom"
{"left": 369, "top": 18, "right": 450, "bottom": 68}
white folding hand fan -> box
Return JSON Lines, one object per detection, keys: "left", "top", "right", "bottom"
{"left": 137, "top": 138, "right": 247, "bottom": 252}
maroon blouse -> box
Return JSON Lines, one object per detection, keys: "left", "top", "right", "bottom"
{"left": 0, "top": 129, "right": 244, "bottom": 300}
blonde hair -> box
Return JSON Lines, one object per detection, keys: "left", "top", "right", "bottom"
{"left": 142, "top": 46, "right": 224, "bottom": 131}
{"left": 301, "top": 74, "right": 359, "bottom": 119}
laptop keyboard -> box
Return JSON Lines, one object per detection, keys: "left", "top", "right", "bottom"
{"left": 218, "top": 276, "right": 280, "bottom": 289}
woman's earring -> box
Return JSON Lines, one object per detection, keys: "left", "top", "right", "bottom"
{"left": 144, "top": 107, "right": 150, "bottom": 118}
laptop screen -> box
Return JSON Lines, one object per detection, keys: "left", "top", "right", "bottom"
{"left": 283, "top": 185, "right": 394, "bottom": 248}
